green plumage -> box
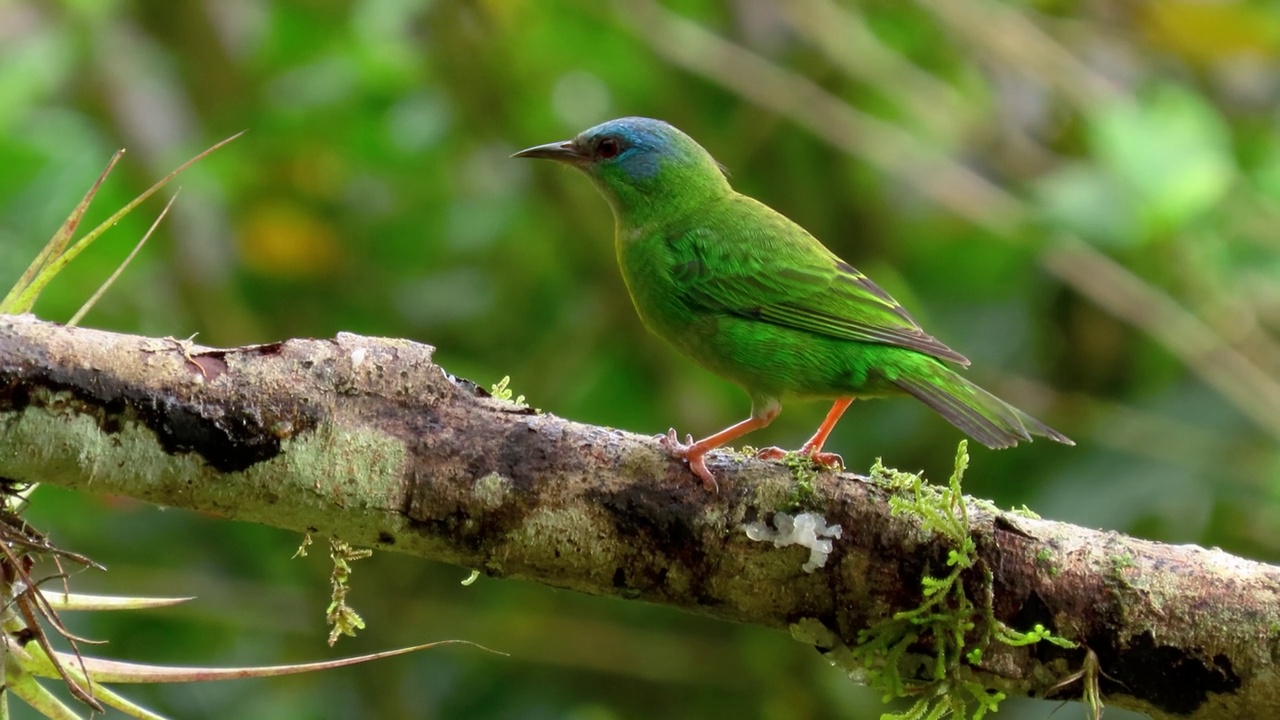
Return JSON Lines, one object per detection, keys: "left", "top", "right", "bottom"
{"left": 516, "top": 117, "right": 1071, "bottom": 487}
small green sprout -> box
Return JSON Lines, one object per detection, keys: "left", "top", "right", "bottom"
{"left": 490, "top": 375, "right": 526, "bottom": 405}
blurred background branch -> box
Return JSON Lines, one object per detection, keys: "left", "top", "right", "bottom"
{"left": 612, "top": 0, "right": 1028, "bottom": 230}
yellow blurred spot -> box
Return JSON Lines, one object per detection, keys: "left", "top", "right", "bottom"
{"left": 239, "top": 202, "right": 342, "bottom": 277}
{"left": 479, "top": 0, "right": 525, "bottom": 24}
{"left": 1142, "top": 2, "right": 1279, "bottom": 63}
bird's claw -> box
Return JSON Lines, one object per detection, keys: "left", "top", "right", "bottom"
{"left": 809, "top": 451, "right": 844, "bottom": 471}
{"left": 656, "top": 428, "right": 695, "bottom": 454}
{"left": 656, "top": 428, "right": 719, "bottom": 492}
{"left": 689, "top": 460, "right": 718, "bottom": 493}
{"left": 756, "top": 446, "right": 844, "bottom": 472}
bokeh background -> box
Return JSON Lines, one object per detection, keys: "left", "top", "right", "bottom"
{"left": 3, "top": 0, "right": 1279, "bottom": 718}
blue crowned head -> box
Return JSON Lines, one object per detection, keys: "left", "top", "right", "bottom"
{"left": 514, "top": 116, "right": 730, "bottom": 221}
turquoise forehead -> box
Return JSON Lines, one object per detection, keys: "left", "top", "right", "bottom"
{"left": 579, "top": 117, "right": 688, "bottom": 180}
{"left": 578, "top": 116, "right": 682, "bottom": 149}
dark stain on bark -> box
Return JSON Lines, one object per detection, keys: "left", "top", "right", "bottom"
{"left": 591, "top": 481, "right": 717, "bottom": 603}
{"left": 1096, "top": 630, "right": 1241, "bottom": 714}
{"left": 494, "top": 422, "right": 554, "bottom": 494}
{"left": 1007, "top": 589, "right": 1054, "bottom": 636}
{"left": 596, "top": 484, "right": 702, "bottom": 561}
{"left": 818, "top": 485, "right": 938, "bottom": 643}
{"left": 0, "top": 350, "right": 318, "bottom": 473}
{"left": 611, "top": 565, "right": 646, "bottom": 600}
{"left": 1005, "top": 588, "right": 1082, "bottom": 674}
{"left": 401, "top": 403, "right": 549, "bottom": 556}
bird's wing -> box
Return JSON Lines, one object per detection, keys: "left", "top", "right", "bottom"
{"left": 666, "top": 197, "right": 970, "bottom": 366}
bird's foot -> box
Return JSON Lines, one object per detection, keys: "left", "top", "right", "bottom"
{"left": 755, "top": 446, "right": 844, "bottom": 472}
{"left": 658, "top": 429, "right": 719, "bottom": 492}
{"left": 807, "top": 450, "right": 844, "bottom": 471}
{"left": 656, "top": 428, "right": 694, "bottom": 452}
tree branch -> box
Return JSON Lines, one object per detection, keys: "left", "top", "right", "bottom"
{"left": 0, "top": 314, "right": 1276, "bottom": 719}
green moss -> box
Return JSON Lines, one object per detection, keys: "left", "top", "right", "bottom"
{"left": 1008, "top": 504, "right": 1041, "bottom": 519}
{"left": 850, "top": 442, "right": 1077, "bottom": 720}
{"left": 325, "top": 538, "right": 372, "bottom": 646}
{"left": 743, "top": 446, "right": 825, "bottom": 512}
{"left": 1109, "top": 552, "right": 1136, "bottom": 581}
{"left": 781, "top": 451, "right": 821, "bottom": 512}
{"left": 1034, "top": 547, "right": 1061, "bottom": 576}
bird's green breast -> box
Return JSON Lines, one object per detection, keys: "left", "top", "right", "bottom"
{"left": 614, "top": 220, "right": 703, "bottom": 341}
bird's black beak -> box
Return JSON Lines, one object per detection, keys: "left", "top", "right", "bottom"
{"left": 511, "top": 140, "right": 584, "bottom": 163}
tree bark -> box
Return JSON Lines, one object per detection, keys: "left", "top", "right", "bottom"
{"left": 0, "top": 314, "right": 1276, "bottom": 719}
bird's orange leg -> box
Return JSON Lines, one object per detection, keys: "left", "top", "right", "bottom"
{"left": 660, "top": 399, "right": 780, "bottom": 491}
{"left": 757, "top": 398, "right": 854, "bottom": 470}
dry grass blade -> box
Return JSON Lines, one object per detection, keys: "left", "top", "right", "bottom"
{"left": 10, "top": 630, "right": 498, "bottom": 717}
{"left": 68, "top": 680, "right": 169, "bottom": 720}
{"left": 0, "top": 150, "right": 124, "bottom": 314}
{"left": 11, "top": 640, "right": 174, "bottom": 719}
{"left": 68, "top": 190, "right": 180, "bottom": 327}
{"left": 3, "top": 653, "right": 84, "bottom": 720}
{"left": 0, "top": 513, "right": 107, "bottom": 713}
{"left": 45, "top": 640, "right": 505, "bottom": 684}
{"left": 0, "top": 514, "right": 103, "bottom": 571}
{"left": 5, "top": 132, "right": 243, "bottom": 315}
{"left": 1, "top": 541, "right": 102, "bottom": 713}
{"left": 41, "top": 592, "right": 194, "bottom": 612}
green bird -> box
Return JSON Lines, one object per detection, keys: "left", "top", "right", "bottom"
{"left": 515, "top": 117, "right": 1071, "bottom": 489}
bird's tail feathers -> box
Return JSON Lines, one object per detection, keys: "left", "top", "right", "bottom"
{"left": 892, "top": 367, "right": 1073, "bottom": 449}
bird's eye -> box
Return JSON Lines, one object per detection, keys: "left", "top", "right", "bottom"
{"left": 597, "top": 137, "right": 620, "bottom": 159}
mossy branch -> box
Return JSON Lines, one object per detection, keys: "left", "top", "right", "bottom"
{"left": 1, "top": 315, "right": 1278, "bottom": 719}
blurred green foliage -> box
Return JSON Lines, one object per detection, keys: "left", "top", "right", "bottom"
{"left": 2, "top": 0, "right": 1279, "bottom": 718}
